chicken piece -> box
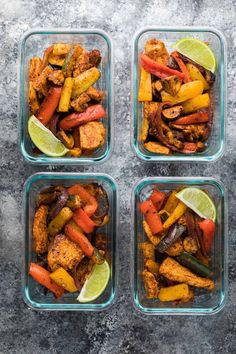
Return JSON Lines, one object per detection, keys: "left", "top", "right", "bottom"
{"left": 143, "top": 101, "right": 159, "bottom": 121}
{"left": 73, "top": 51, "right": 92, "bottom": 77}
{"left": 86, "top": 86, "right": 103, "bottom": 101}
{"left": 166, "top": 239, "right": 183, "bottom": 257}
{"left": 142, "top": 269, "right": 159, "bottom": 298}
{"left": 94, "top": 233, "right": 107, "bottom": 251}
{"left": 170, "top": 123, "right": 206, "bottom": 142}
{"left": 140, "top": 242, "right": 155, "bottom": 262}
{"left": 33, "top": 66, "right": 53, "bottom": 96}
{"left": 48, "top": 234, "right": 84, "bottom": 271}
{"left": 79, "top": 121, "right": 105, "bottom": 150}
{"left": 70, "top": 92, "right": 91, "bottom": 112}
{"left": 145, "top": 259, "right": 159, "bottom": 275}
{"left": 144, "top": 38, "right": 169, "bottom": 66}
{"left": 143, "top": 220, "right": 162, "bottom": 246}
{"left": 183, "top": 236, "right": 198, "bottom": 254}
{"left": 33, "top": 205, "right": 49, "bottom": 255}
{"left": 65, "top": 44, "right": 84, "bottom": 77}
{"left": 48, "top": 70, "right": 65, "bottom": 86}
{"left": 166, "top": 131, "right": 184, "bottom": 149}
{"left": 28, "top": 81, "right": 40, "bottom": 114}
{"left": 159, "top": 257, "right": 214, "bottom": 290}
{"left": 29, "top": 57, "right": 42, "bottom": 81}
{"left": 88, "top": 49, "right": 102, "bottom": 67}
{"left": 56, "top": 130, "right": 74, "bottom": 149}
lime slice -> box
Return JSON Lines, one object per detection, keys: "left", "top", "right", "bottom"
{"left": 176, "top": 187, "right": 216, "bottom": 221}
{"left": 173, "top": 38, "right": 216, "bottom": 73}
{"left": 28, "top": 115, "right": 68, "bottom": 157}
{"left": 77, "top": 261, "right": 110, "bottom": 303}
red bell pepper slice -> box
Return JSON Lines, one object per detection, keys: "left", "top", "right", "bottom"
{"left": 198, "top": 219, "right": 216, "bottom": 254}
{"left": 139, "top": 199, "right": 163, "bottom": 234}
{"left": 140, "top": 53, "right": 185, "bottom": 80}
{"left": 174, "top": 111, "right": 209, "bottom": 125}
{"left": 59, "top": 104, "right": 106, "bottom": 130}
{"left": 171, "top": 51, "right": 191, "bottom": 83}
{"left": 150, "top": 189, "right": 166, "bottom": 211}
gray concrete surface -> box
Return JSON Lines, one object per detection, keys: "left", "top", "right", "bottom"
{"left": 0, "top": 0, "right": 235, "bottom": 353}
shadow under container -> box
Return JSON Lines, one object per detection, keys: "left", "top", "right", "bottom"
{"left": 131, "top": 27, "right": 226, "bottom": 162}
{"left": 23, "top": 173, "right": 118, "bottom": 311}
{"left": 131, "top": 177, "right": 227, "bottom": 315}
{"left": 18, "top": 29, "right": 113, "bottom": 164}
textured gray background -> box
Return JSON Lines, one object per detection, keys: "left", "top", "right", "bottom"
{"left": 0, "top": 0, "right": 235, "bottom": 353}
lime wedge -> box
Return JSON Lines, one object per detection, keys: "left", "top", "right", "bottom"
{"left": 77, "top": 261, "right": 110, "bottom": 303}
{"left": 28, "top": 115, "right": 68, "bottom": 157}
{"left": 173, "top": 38, "right": 216, "bottom": 73}
{"left": 176, "top": 187, "right": 216, "bottom": 221}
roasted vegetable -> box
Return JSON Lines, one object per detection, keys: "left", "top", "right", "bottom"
{"left": 177, "top": 252, "right": 212, "bottom": 277}
{"left": 162, "top": 201, "right": 187, "bottom": 230}
{"left": 36, "top": 86, "right": 62, "bottom": 126}
{"left": 144, "top": 141, "right": 170, "bottom": 155}
{"left": 53, "top": 43, "right": 71, "bottom": 56}
{"left": 33, "top": 205, "right": 49, "bottom": 254}
{"left": 150, "top": 189, "right": 166, "bottom": 211}
{"left": 72, "top": 67, "right": 101, "bottom": 98}
{"left": 50, "top": 267, "right": 78, "bottom": 292}
{"left": 162, "top": 105, "right": 183, "bottom": 120}
{"left": 33, "top": 66, "right": 53, "bottom": 96}
{"left": 62, "top": 44, "right": 83, "bottom": 77}
{"left": 29, "top": 263, "right": 64, "bottom": 298}
{"left": 73, "top": 208, "right": 96, "bottom": 234}
{"left": 67, "top": 148, "right": 82, "bottom": 157}
{"left": 198, "top": 219, "right": 215, "bottom": 254}
{"left": 139, "top": 199, "right": 163, "bottom": 235}
{"left": 141, "top": 117, "right": 149, "bottom": 142}
{"left": 163, "top": 191, "right": 179, "bottom": 213}
{"left": 90, "top": 248, "right": 105, "bottom": 265}
{"left": 142, "top": 269, "right": 159, "bottom": 298}
{"left": 165, "top": 239, "right": 183, "bottom": 257}
{"left": 159, "top": 257, "right": 214, "bottom": 290}
{"left": 86, "top": 86, "right": 103, "bottom": 101}
{"left": 49, "top": 188, "right": 69, "bottom": 221}
{"left": 48, "top": 207, "right": 73, "bottom": 237}
{"left": 186, "top": 63, "right": 209, "bottom": 90}
{"left": 145, "top": 259, "right": 159, "bottom": 274}
{"left": 183, "top": 236, "right": 198, "bottom": 254}
{"left": 161, "top": 80, "right": 204, "bottom": 105}
{"left": 182, "top": 93, "right": 210, "bottom": 114}
{"left": 58, "top": 77, "right": 74, "bottom": 112}
{"left": 48, "top": 53, "right": 65, "bottom": 66}
{"left": 174, "top": 111, "right": 209, "bottom": 125}
{"left": 66, "top": 195, "right": 81, "bottom": 210}
{"left": 68, "top": 184, "right": 98, "bottom": 216}
{"left": 157, "top": 223, "right": 186, "bottom": 253}
{"left": 159, "top": 210, "right": 170, "bottom": 223}
{"left": 171, "top": 51, "right": 191, "bottom": 83}
{"left": 65, "top": 223, "right": 94, "bottom": 257}
{"left": 138, "top": 68, "right": 152, "bottom": 101}
{"left": 71, "top": 93, "right": 90, "bottom": 112}
{"left": 140, "top": 53, "right": 185, "bottom": 80}
{"left": 28, "top": 81, "right": 40, "bottom": 114}
{"left": 161, "top": 75, "right": 182, "bottom": 96}
{"left": 29, "top": 57, "right": 42, "bottom": 81}
{"left": 60, "top": 104, "right": 106, "bottom": 130}
{"left": 158, "top": 283, "right": 191, "bottom": 302}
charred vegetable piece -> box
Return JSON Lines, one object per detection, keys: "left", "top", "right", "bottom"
{"left": 162, "top": 105, "right": 183, "bottom": 120}
{"left": 90, "top": 248, "right": 105, "bottom": 265}
{"left": 177, "top": 252, "right": 212, "bottom": 277}
{"left": 48, "top": 53, "right": 65, "bottom": 66}
{"left": 62, "top": 44, "right": 83, "bottom": 77}
{"left": 161, "top": 80, "right": 204, "bottom": 105}
{"left": 174, "top": 111, "right": 209, "bottom": 125}
{"left": 72, "top": 67, "right": 101, "bottom": 98}
{"left": 68, "top": 184, "right": 98, "bottom": 217}
{"left": 171, "top": 51, "right": 191, "bottom": 83}
{"left": 48, "top": 207, "right": 73, "bottom": 237}
{"left": 33, "top": 205, "right": 49, "bottom": 255}
{"left": 142, "top": 269, "right": 159, "bottom": 298}
{"left": 49, "top": 188, "right": 69, "bottom": 221}
{"left": 66, "top": 195, "right": 81, "bottom": 210}
{"left": 159, "top": 210, "right": 170, "bottom": 223}
{"left": 53, "top": 43, "right": 71, "bottom": 56}
{"left": 163, "top": 191, "right": 179, "bottom": 213}
{"left": 49, "top": 267, "right": 78, "bottom": 292}
{"left": 159, "top": 257, "right": 214, "bottom": 290}
{"left": 157, "top": 223, "right": 186, "bottom": 253}
{"left": 29, "top": 263, "right": 64, "bottom": 298}
{"left": 144, "top": 142, "right": 170, "bottom": 155}
{"left": 58, "top": 77, "right": 74, "bottom": 112}
{"left": 158, "top": 283, "right": 190, "bottom": 302}
{"left": 139, "top": 199, "right": 163, "bottom": 235}
{"left": 138, "top": 68, "right": 152, "bottom": 101}
{"left": 162, "top": 201, "right": 187, "bottom": 230}
{"left": 161, "top": 75, "right": 182, "bottom": 96}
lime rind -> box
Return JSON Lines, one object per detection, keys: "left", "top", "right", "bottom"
{"left": 77, "top": 261, "right": 110, "bottom": 303}
{"left": 176, "top": 187, "right": 216, "bottom": 221}
{"left": 28, "top": 115, "right": 68, "bottom": 157}
{"left": 173, "top": 37, "right": 216, "bottom": 73}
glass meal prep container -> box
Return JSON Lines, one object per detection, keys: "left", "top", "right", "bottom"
{"left": 18, "top": 29, "right": 113, "bottom": 165}
{"left": 23, "top": 172, "right": 118, "bottom": 311}
{"left": 131, "top": 177, "right": 227, "bottom": 315}
{"left": 131, "top": 27, "right": 227, "bottom": 162}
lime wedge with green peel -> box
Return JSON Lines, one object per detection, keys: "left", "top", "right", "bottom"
{"left": 28, "top": 115, "right": 68, "bottom": 157}
{"left": 176, "top": 187, "right": 216, "bottom": 221}
{"left": 77, "top": 261, "right": 110, "bottom": 303}
{"left": 173, "top": 38, "right": 216, "bottom": 73}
